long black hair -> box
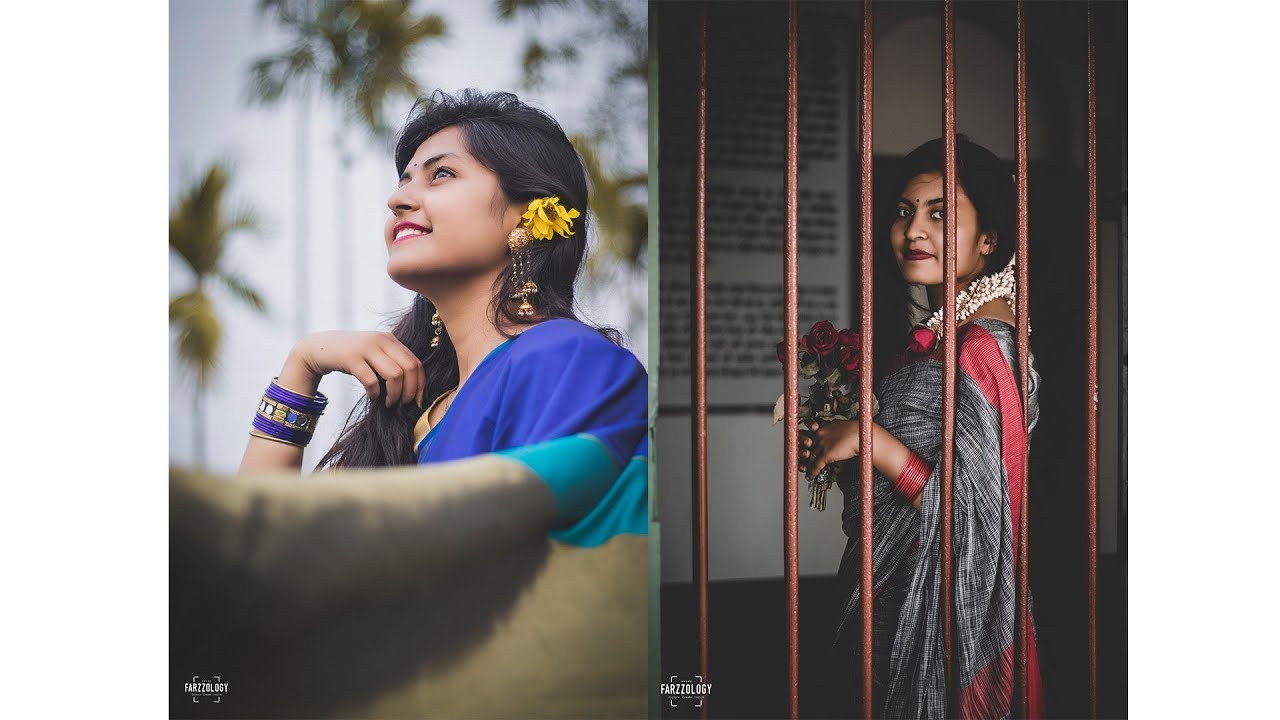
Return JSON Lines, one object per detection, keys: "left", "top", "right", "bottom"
{"left": 892, "top": 134, "right": 1016, "bottom": 319}
{"left": 317, "top": 89, "right": 615, "bottom": 469}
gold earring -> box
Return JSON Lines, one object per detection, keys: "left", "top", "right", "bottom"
{"left": 431, "top": 312, "right": 443, "bottom": 348}
{"left": 512, "top": 277, "right": 539, "bottom": 317}
{"left": 507, "top": 226, "right": 533, "bottom": 253}
{"left": 508, "top": 227, "right": 538, "bottom": 318}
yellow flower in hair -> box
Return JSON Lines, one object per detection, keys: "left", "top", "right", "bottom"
{"left": 521, "top": 196, "right": 581, "bottom": 240}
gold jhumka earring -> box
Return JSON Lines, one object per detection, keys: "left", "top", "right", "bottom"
{"left": 507, "top": 226, "right": 539, "bottom": 318}
{"left": 507, "top": 196, "right": 581, "bottom": 318}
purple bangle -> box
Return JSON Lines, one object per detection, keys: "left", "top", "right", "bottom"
{"left": 253, "top": 378, "right": 325, "bottom": 448}
{"left": 265, "top": 380, "right": 328, "bottom": 415}
{"left": 252, "top": 413, "right": 314, "bottom": 445}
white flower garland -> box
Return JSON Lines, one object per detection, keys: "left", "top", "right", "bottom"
{"left": 922, "top": 254, "right": 1028, "bottom": 336}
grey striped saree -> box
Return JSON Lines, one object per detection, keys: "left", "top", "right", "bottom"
{"left": 833, "top": 318, "right": 1046, "bottom": 718}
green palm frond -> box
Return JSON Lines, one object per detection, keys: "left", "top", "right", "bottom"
{"left": 518, "top": 39, "right": 578, "bottom": 89}
{"left": 497, "top": 1, "right": 646, "bottom": 266}
{"left": 346, "top": 2, "right": 446, "bottom": 137}
{"left": 169, "top": 161, "right": 266, "bottom": 389}
{"left": 495, "top": 0, "right": 573, "bottom": 21}
{"left": 520, "top": 40, "right": 549, "bottom": 88}
{"left": 571, "top": 133, "right": 646, "bottom": 262}
{"left": 170, "top": 164, "right": 230, "bottom": 276}
{"left": 170, "top": 289, "right": 222, "bottom": 388}
{"left": 220, "top": 204, "right": 262, "bottom": 239}
{"left": 245, "top": 44, "right": 318, "bottom": 105}
{"left": 248, "top": 0, "right": 345, "bottom": 106}
{"left": 249, "top": 0, "right": 447, "bottom": 140}
{"left": 216, "top": 270, "right": 269, "bottom": 316}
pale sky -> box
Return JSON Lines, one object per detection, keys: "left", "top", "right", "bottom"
{"left": 169, "top": 0, "right": 648, "bottom": 474}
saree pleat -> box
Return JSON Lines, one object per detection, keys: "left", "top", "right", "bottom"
{"left": 834, "top": 318, "right": 1044, "bottom": 718}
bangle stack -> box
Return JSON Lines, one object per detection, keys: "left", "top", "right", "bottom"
{"left": 893, "top": 451, "right": 932, "bottom": 503}
{"left": 250, "top": 378, "right": 328, "bottom": 448}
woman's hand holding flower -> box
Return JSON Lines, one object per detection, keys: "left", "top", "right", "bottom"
{"left": 799, "top": 419, "right": 862, "bottom": 481}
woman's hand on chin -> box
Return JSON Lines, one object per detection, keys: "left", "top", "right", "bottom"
{"left": 798, "top": 419, "right": 862, "bottom": 480}
{"left": 288, "top": 331, "right": 427, "bottom": 409}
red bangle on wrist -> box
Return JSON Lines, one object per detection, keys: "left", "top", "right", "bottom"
{"left": 894, "top": 451, "right": 932, "bottom": 502}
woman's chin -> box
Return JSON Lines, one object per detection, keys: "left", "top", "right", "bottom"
{"left": 902, "top": 272, "right": 941, "bottom": 288}
{"left": 385, "top": 262, "right": 438, "bottom": 294}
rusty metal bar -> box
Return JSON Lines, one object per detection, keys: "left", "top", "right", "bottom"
{"left": 1086, "top": 1, "right": 1100, "bottom": 717}
{"left": 857, "top": 0, "right": 876, "bottom": 717}
{"left": 692, "top": 7, "right": 710, "bottom": 718}
{"left": 1015, "top": 1, "right": 1032, "bottom": 717}
{"left": 940, "top": 0, "right": 958, "bottom": 698}
{"left": 783, "top": 0, "right": 801, "bottom": 717}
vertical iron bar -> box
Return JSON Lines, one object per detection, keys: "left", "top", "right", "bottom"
{"left": 784, "top": 1, "right": 801, "bottom": 718}
{"left": 941, "top": 0, "right": 958, "bottom": 701}
{"left": 857, "top": 1, "right": 876, "bottom": 718}
{"left": 1086, "top": 1, "right": 1100, "bottom": 717}
{"left": 1015, "top": 1, "right": 1032, "bottom": 718}
{"left": 692, "top": 7, "right": 711, "bottom": 719}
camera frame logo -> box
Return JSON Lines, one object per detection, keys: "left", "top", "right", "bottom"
{"left": 659, "top": 675, "right": 712, "bottom": 708}
{"left": 184, "top": 675, "right": 229, "bottom": 703}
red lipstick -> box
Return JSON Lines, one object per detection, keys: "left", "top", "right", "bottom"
{"left": 392, "top": 221, "right": 430, "bottom": 244}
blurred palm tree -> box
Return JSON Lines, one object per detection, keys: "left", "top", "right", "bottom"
{"left": 499, "top": 0, "right": 646, "bottom": 174}
{"left": 571, "top": 133, "right": 646, "bottom": 265}
{"left": 246, "top": 0, "right": 447, "bottom": 337}
{"left": 499, "top": 0, "right": 648, "bottom": 349}
{"left": 498, "top": 0, "right": 647, "bottom": 266}
{"left": 170, "top": 162, "right": 265, "bottom": 469}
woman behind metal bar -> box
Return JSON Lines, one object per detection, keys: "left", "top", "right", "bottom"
{"left": 800, "top": 136, "right": 1046, "bottom": 718}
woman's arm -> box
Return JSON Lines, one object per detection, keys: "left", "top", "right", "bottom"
{"left": 238, "top": 332, "right": 427, "bottom": 474}
{"left": 800, "top": 421, "right": 923, "bottom": 510}
{"left": 237, "top": 350, "right": 321, "bottom": 474}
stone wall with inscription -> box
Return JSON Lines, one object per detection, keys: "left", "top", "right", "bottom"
{"left": 656, "top": 4, "right": 856, "bottom": 582}
{"left": 658, "top": 6, "right": 853, "bottom": 410}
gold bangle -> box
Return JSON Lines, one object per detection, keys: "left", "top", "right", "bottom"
{"left": 272, "top": 376, "right": 322, "bottom": 400}
{"left": 249, "top": 429, "right": 306, "bottom": 448}
{"left": 257, "top": 395, "right": 320, "bottom": 432}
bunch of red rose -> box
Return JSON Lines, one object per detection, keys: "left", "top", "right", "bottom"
{"left": 773, "top": 320, "right": 868, "bottom": 425}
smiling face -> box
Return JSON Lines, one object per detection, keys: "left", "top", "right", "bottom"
{"left": 889, "top": 171, "right": 995, "bottom": 295}
{"left": 384, "top": 125, "right": 525, "bottom": 293}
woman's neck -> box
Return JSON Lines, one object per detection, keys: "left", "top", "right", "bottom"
{"left": 926, "top": 283, "right": 948, "bottom": 312}
{"left": 925, "top": 271, "right": 979, "bottom": 311}
{"left": 924, "top": 268, "right": 1017, "bottom": 327}
{"left": 428, "top": 273, "right": 519, "bottom": 388}
{"left": 926, "top": 293, "right": 1017, "bottom": 327}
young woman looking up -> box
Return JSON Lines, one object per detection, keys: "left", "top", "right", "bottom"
{"left": 239, "top": 89, "right": 647, "bottom": 548}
